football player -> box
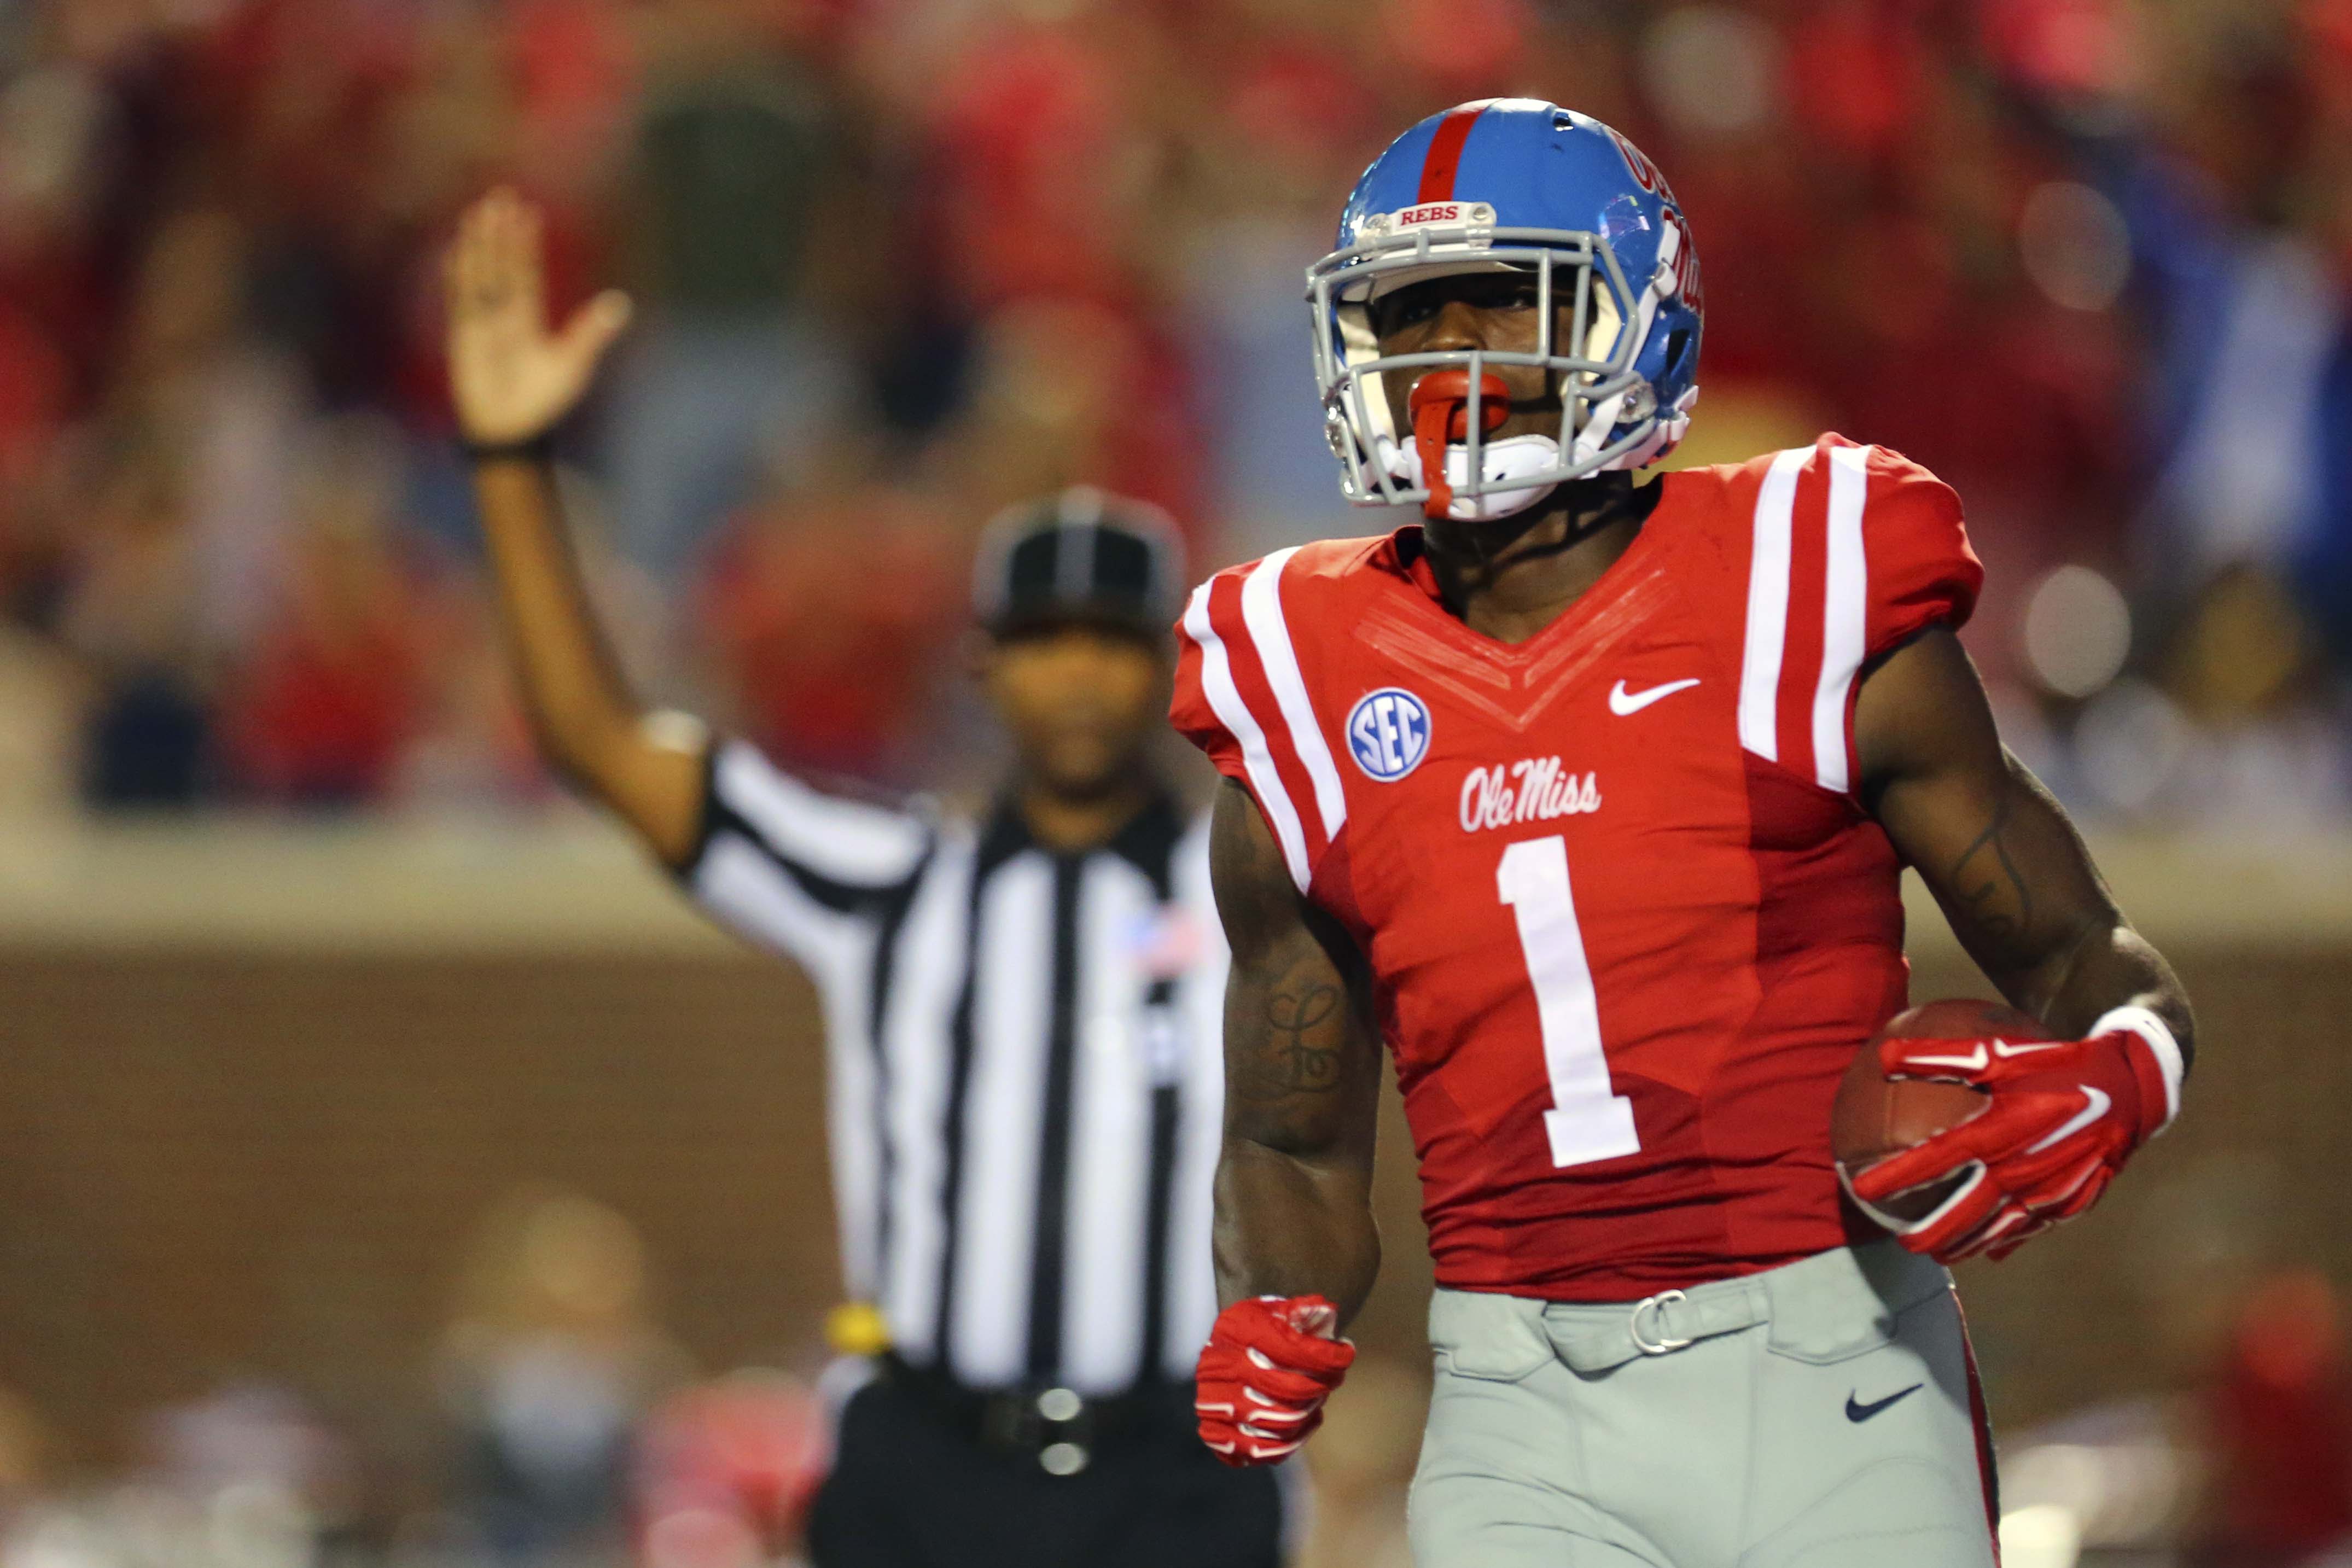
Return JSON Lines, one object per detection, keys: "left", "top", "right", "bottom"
{"left": 1174, "top": 100, "right": 2195, "bottom": 1567}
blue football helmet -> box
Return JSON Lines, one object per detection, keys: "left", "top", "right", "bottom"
{"left": 1307, "top": 98, "right": 1704, "bottom": 521}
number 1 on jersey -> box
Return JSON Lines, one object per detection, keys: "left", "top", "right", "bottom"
{"left": 1496, "top": 836, "right": 1641, "bottom": 1169}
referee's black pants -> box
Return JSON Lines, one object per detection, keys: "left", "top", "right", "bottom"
{"left": 809, "top": 1374, "right": 1287, "bottom": 1568}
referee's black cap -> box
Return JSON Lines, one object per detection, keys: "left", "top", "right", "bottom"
{"left": 972, "top": 487, "right": 1187, "bottom": 643}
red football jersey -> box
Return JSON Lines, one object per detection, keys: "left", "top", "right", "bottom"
{"left": 1173, "top": 436, "right": 1983, "bottom": 1301}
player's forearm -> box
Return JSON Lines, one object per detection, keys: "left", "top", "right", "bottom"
{"left": 1212, "top": 1138, "right": 1381, "bottom": 1326}
{"left": 1924, "top": 761, "right": 2195, "bottom": 1069}
{"left": 2020, "top": 917, "right": 2196, "bottom": 1072}
{"left": 1213, "top": 955, "right": 1384, "bottom": 1326}
{"left": 471, "top": 454, "right": 649, "bottom": 776}
{"left": 1206, "top": 784, "right": 1387, "bottom": 1321}
{"left": 1869, "top": 667, "right": 2198, "bottom": 1076}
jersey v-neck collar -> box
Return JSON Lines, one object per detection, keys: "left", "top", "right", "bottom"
{"left": 1373, "top": 475, "right": 1684, "bottom": 658}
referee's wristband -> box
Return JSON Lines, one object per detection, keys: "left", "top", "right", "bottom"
{"left": 459, "top": 432, "right": 554, "bottom": 465}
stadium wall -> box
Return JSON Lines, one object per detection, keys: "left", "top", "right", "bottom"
{"left": 0, "top": 818, "right": 2344, "bottom": 1471}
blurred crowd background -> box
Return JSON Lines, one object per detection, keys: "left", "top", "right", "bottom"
{"left": 2, "top": 0, "right": 2350, "bottom": 821}
{"left": 3, "top": 0, "right": 2352, "bottom": 1565}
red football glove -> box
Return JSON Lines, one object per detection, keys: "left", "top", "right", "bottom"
{"left": 1195, "top": 1295, "right": 1357, "bottom": 1466}
{"left": 1847, "top": 1007, "right": 2184, "bottom": 1264}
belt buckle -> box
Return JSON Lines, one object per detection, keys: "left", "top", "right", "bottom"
{"left": 985, "top": 1386, "right": 1096, "bottom": 1475}
{"left": 1629, "top": 1289, "right": 1694, "bottom": 1356}
{"left": 1035, "top": 1386, "right": 1095, "bottom": 1476}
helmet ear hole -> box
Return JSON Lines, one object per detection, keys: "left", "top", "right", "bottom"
{"left": 1664, "top": 328, "right": 1692, "bottom": 378}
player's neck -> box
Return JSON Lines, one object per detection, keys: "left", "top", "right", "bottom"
{"left": 1423, "top": 475, "right": 1658, "bottom": 645}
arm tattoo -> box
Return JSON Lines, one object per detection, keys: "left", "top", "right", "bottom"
{"left": 1209, "top": 779, "right": 1373, "bottom": 1151}
{"left": 1231, "top": 981, "right": 1343, "bottom": 1101}
{"left": 1948, "top": 791, "right": 2033, "bottom": 948}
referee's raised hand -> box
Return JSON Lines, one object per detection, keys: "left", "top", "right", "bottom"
{"left": 444, "top": 186, "right": 633, "bottom": 450}
{"left": 445, "top": 186, "right": 706, "bottom": 867}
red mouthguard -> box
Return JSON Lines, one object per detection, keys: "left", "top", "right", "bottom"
{"left": 1407, "top": 370, "right": 1511, "bottom": 520}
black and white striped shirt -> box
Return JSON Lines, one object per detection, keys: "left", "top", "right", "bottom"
{"left": 683, "top": 740, "right": 1227, "bottom": 1395}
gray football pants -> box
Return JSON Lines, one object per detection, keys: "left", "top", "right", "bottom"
{"left": 1407, "top": 1243, "right": 1998, "bottom": 1568}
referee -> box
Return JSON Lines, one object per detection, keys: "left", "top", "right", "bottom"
{"left": 445, "top": 191, "right": 1284, "bottom": 1566}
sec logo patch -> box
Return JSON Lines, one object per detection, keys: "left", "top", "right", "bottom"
{"left": 1347, "top": 687, "right": 1432, "bottom": 781}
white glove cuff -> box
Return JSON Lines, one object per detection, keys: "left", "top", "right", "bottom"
{"left": 2092, "top": 1005, "right": 2184, "bottom": 1133}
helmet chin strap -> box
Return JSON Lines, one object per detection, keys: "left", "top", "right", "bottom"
{"left": 1400, "top": 371, "right": 1562, "bottom": 523}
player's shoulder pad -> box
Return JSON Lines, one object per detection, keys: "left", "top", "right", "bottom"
{"left": 1170, "top": 534, "right": 1390, "bottom": 671}
{"left": 1710, "top": 435, "right": 1984, "bottom": 796}
{"left": 1170, "top": 535, "right": 1385, "bottom": 894}
{"left": 1678, "top": 433, "right": 1983, "bottom": 645}
{"left": 1184, "top": 535, "right": 1386, "bottom": 605}
{"left": 1828, "top": 434, "right": 1984, "bottom": 650}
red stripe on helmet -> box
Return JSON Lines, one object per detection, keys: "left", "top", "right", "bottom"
{"left": 1416, "top": 101, "right": 1494, "bottom": 203}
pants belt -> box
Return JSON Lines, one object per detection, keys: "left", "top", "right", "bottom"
{"left": 1433, "top": 1242, "right": 1954, "bottom": 1377}
{"left": 1543, "top": 1285, "right": 1770, "bottom": 1372}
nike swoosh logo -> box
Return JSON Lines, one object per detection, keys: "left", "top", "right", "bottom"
{"left": 1609, "top": 677, "right": 1701, "bottom": 716}
{"left": 1901, "top": 1045, "right": 1989, "bottom": 1072}
{"left": 1902, "top": 1036, "right": 2066, "bottom": 1074}
{"left": 1846, "top": 1384, "right": 1923, "bottom": 1423}
{"left": 1992, "top": 1037, "right": 2067, "bottom": 1058}
{"left": 2026, "top": 1085, "right": 2112, "bottom": 1154}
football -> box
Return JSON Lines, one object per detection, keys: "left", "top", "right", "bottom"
{"left": 1832, "top": 999, "right": 2042, "bottom": 1226}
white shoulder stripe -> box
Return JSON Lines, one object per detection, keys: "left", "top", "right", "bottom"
{"left": 1183, "top": 581, "right": 1312, "bottom": 891}
{"left": 1812, "top": 444, "right": 1872, "bottom": 792}
{"left": 1737, "top": 447, "right": 1810, "bottom": 760}
{"left": 1239, "top": 549, "right": 1347, "bottom": 843}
